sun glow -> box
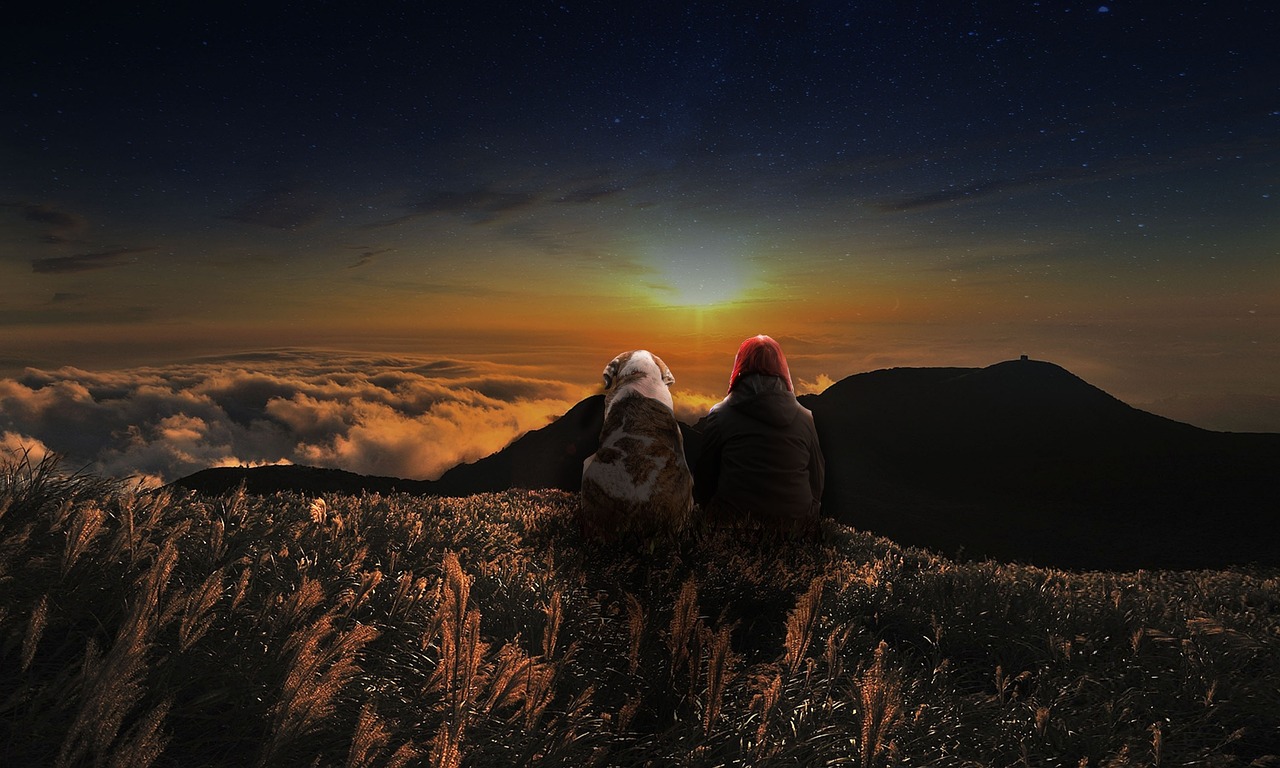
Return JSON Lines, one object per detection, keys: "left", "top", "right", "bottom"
{"left": 643, "top": 239, "right": 755, "bottom": 309}
{"left": 655, "top": 262, "right": 746, "bottom": 307}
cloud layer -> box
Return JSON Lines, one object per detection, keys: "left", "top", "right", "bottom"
{"left": 0, "top": 351, "right": 591, "bottom": 486}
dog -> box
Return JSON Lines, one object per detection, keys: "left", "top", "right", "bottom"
{"left": 580, "top": 350, "right": 695, "bottom": 541}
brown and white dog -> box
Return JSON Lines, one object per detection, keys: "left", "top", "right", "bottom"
{"left": 580, "top": 350, "right": 695, "bottom": 541}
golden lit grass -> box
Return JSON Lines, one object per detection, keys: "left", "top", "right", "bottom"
{"left": 2, "top": 452, "right": 1280, "bottom": 766}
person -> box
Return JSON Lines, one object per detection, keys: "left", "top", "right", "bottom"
{"left": 694, "top": 335, "right": 825, "bottom": 538}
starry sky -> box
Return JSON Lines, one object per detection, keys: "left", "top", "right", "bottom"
{"left": 2, "top": 3, "right": 1278, "bottom": 482}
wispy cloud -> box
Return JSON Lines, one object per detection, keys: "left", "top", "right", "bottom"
{"left": 346, "top": 247, "right": 393, "bottom": 269}
{"left": 225, "top": 187, "right": 325, "bottom": 230}
{"left": 416, "top": 188, "right": 537, "bottom": 218}
{"left": 2, "top": 201, "right": 89, "bottom": 242}
{"left": 20, "top": 203, "right": 86, "bottom": 231}
{"left": 869, "top": 133, "right": 1277, "bottom": 215}
{"left": 367, "top": 187, "right": 540, "bottom": 229}
{"left": 872, "top": 169, "right": 1070, "bottom": 213}
{"left": 366, "top": 174, "right": 633, "bottom": 231}
{"left": 0, "top": 304, "right": 157, "bottom": 327}
{"left": 555, "top": 184, "right": 626, "bottom": 204}
{"left": 31, "top": 247, "right": 152, "bottom": 274}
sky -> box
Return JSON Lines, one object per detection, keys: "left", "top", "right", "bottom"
{"left": 2, "top": 3, "right": 1278, "bottom": 484}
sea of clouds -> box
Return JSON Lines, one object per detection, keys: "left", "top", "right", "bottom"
{"left": 0, "top": 351, "right": 619, "bottom": 487}
{"left": 12, "top": 345, "right": 1270, "bottom": 489}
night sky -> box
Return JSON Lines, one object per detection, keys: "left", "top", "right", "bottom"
{"left": 2, "top": 3, "right": 1278, "bottom": 482}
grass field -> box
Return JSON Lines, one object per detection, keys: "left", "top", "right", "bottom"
{"left": 2, "top": 454, "right": 1278, "bottom": 766}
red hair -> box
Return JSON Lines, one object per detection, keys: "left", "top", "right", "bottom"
{"left": 728, "top": 334, "right": 793, "bottom": 393}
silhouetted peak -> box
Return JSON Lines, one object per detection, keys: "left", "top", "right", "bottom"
{"left": 565, "top": 393, "right": 605, "bottom": 416}
{"left": 976, "top": 357, "right": 1104, "bottom": 392}
{"left": 950, "top": 358, "right": 1122, "bottom": 413}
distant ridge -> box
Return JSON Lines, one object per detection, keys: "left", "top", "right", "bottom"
{"left": 172, "top": 359, "right": 1280, "bottom": 570}
{"left": 174, "top": 464, "right": 427, "bottom": 497}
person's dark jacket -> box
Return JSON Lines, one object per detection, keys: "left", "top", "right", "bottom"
{"left": 693, "top": 374, "right": 825, "bottom": 533}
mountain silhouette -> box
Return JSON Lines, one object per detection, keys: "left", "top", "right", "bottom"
{"left": 428, "top": 394, "right": 606, "bottom": 496}
{"left": 175, "top": 464, "right": 422, "bottom": 496}
{"left": 172, "top": 359, "right": 1280, "bottom": 570}
{"left": 804, "top": 359, "right": 1280, "bottom": 569}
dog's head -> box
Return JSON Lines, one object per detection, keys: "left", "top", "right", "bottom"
{"left": 601, "top": 350, "right": 675, "bottom": 413}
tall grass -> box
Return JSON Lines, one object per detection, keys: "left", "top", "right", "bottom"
{"left": 2, "top": 452, "right": 1278, "bottom": 765}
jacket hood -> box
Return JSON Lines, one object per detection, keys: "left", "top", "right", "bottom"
{"left": 727, "top": 335, "right": 793, "bottom": 393}
{"left": 718, "top": 374, "right": 801, "bottom": 428}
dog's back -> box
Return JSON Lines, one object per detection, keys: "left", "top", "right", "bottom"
{"left": 580, "top": 355, "right": 694, "bottom": 540}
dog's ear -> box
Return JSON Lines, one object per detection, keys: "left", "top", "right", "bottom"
{"left": 602, "top": 354, "right": 623, "bottom": 390}
{"left": 652, "top": 354, "right": 675, "bottom": 387}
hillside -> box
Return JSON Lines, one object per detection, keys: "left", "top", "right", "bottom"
{"left": 4, "top": 455, "right": 1279, "bottom": 766}
{"left": 176, "top": 359, "right": 1280, "bottom": 571}
{"left": 805, "top": 359, "right": 1280, "bottom": 569}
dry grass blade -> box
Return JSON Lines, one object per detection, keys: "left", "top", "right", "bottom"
{"left": 260, "top": 615, "right": 380, "bottom": 767}
{"left": 783, "top": 576, "right": 824, "bottom": 675}
{"left": 858, "top": 641, "right": 902, "bottom": 768}
{"left": 178, "top": 567, "right": 224, "bottom": 652}
{"left": 702, "top": 624, "right": 740, "bottom": 735}
{"left": 667, "top": 576, "right": 701, "bottom": 680}
{"left": 749, "top": 669, "right": 783, "bottom": 753}
{"left": 273, "top": 577, "right": 327, "bottom": 634}
{"left": 428, "top": 724, "right": 462, "bottom": 768}
{"left": 21, "top": 594, "right": 50, "bottom": 673}
{"left": 54, "top": 602, "right": 157, "bottom": 768}
{"left": 426, "top": 551, "right": 490, "bottom": 766}
{"left": 228, "top": 560, "right": 254, "bottom": 612}
{"left": 482, "top": 642, "right": 534, "bottom": 714}
{"left": 542, "top": 589, "right": 563, "bottom": 659}
{"left": 625, "top": 592, "right": 646, "bottom": 676}
{"left": 105, "top": 697, "right": 172, "bottom": 768}
{"left": 348, "top": 568, "right": 382, "bottom": 614}
{"left": 386, "top": 740, "right": 425, "bottom": 768}
{"left": 61, "top": 503, "right": 106, "bottom": 575}
{"left": 824, "top": 622, "right": 853, "bottom": 690}
{"left": 345, "top": 701, "right": 391, "bottom": 768}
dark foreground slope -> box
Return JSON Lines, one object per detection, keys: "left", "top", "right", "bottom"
{"left": 7, "top": 458, "right": 1280, "bottom": 766}
{"left": 174, "top": 359, "right": 1280, "bottom": 570}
